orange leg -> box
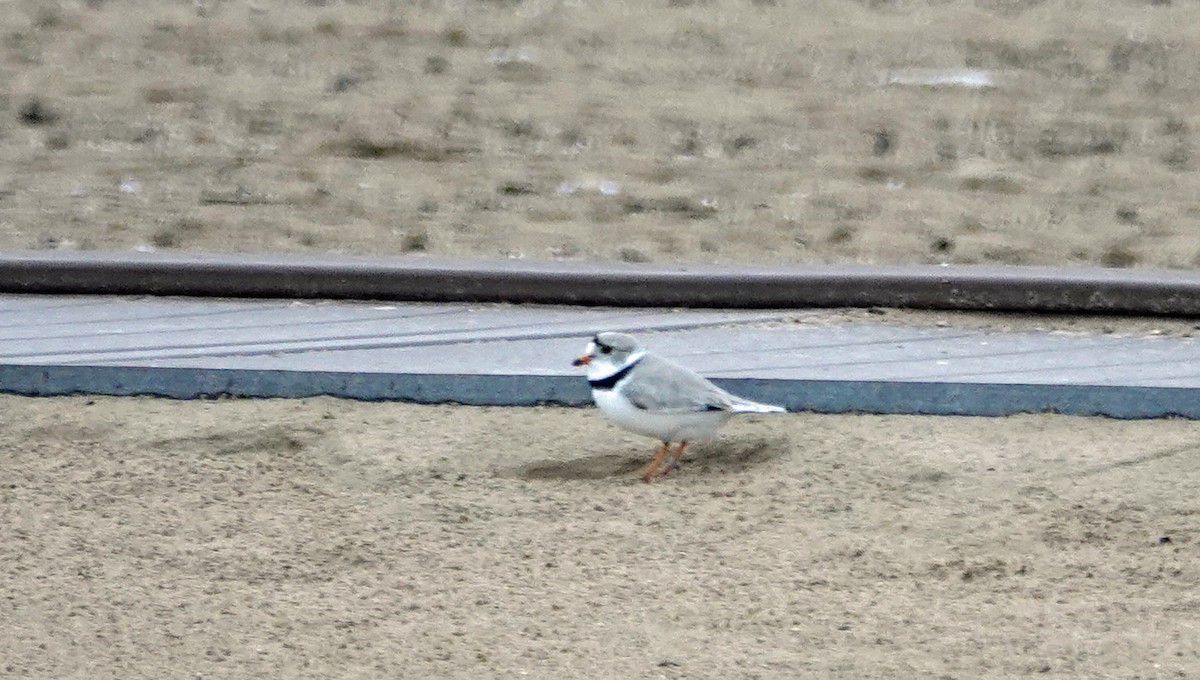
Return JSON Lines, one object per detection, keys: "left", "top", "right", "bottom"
{"left": 641, "top": 442, "right": 671, "bottom": 483}
{"left": 657, "top": 441, "right": 689, "bottom": 478}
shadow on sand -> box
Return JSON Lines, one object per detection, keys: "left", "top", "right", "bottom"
{"left": 516, "top": 436, "right": 788, "bottom": 481}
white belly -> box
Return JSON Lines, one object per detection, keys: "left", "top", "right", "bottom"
{"left": 593, "top": 388, "right": 732, "bottom": 442}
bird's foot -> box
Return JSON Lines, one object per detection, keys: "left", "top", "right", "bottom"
{"left": 655, "top": 460, "right": 680, "bottom": 478}
{"left": 640, "top": 442, "right": 671, "bottom": 483}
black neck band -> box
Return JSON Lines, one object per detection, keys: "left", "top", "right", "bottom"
{"left": 588, "top": 358, "right": 641, "bottom": 390}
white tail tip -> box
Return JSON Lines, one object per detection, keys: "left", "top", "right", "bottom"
{"left": 731, "top": 401, "right": 787, "bottom": 414}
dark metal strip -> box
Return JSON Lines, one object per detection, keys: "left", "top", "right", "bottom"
{"left": 2, "top": 251, "right": 1200, "bottom": 315}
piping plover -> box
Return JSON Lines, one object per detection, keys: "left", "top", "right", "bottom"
{"left": 572, "top": 331, "right": 786, "bottom": 482}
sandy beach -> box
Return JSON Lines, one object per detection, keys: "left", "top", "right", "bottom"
{"left": 2, "top": 1, "right": 1199, "bottom": 268}
{"left": 3, "top": 396, "right": 1199, "bottom": 678}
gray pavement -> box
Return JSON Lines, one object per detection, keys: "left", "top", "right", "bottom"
{"left": 2, "top": 294, "right": 1199, "bottom": 418}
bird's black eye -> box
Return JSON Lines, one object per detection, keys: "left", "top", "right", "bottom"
{"left": 599, "top": 345, "right": 612, "bottom": 354}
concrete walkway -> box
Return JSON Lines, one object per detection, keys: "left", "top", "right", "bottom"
{"left": 2, "top": 294, "right": 1198, "bottom": 418}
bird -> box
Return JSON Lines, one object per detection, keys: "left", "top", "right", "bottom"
{"left": 572, "top": 331, "right": 786, "bottom": 482}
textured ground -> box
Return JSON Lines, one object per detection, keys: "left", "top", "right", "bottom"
{"left": 1, "top": 0, "right": 1199, "bottom": 267}
{"left": 3, "top": 396, "right": 1200, "bottom": 678}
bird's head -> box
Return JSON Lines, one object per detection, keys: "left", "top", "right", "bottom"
{"left": 572, "top": 332, "right": 640, "bottom": 374}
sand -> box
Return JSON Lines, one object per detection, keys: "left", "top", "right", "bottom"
{"left": 3, "top": 0, "right": 1200, "bottom": 268}
{"left": 4, "top": 395, "right": 1200, "bottom": 678}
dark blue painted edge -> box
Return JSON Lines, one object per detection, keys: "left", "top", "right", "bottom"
{"left": 2, "top": 364, "right": 1199, "bottom": 420}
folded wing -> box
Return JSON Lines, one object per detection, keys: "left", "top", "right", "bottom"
{"left": 622, "top": 355, "right": 777, "bottom": 414}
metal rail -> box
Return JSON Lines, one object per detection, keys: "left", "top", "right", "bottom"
{"left": 2, "top": 250, "right": 1199, "bottom": 315}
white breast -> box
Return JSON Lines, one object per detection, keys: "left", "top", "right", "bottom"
{"left": 592, "top": 386, "right": 731, "bottom": 443}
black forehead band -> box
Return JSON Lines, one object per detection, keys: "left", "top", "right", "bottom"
{"left": 593, "top": 335, "right": 611, "bottom": 351}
